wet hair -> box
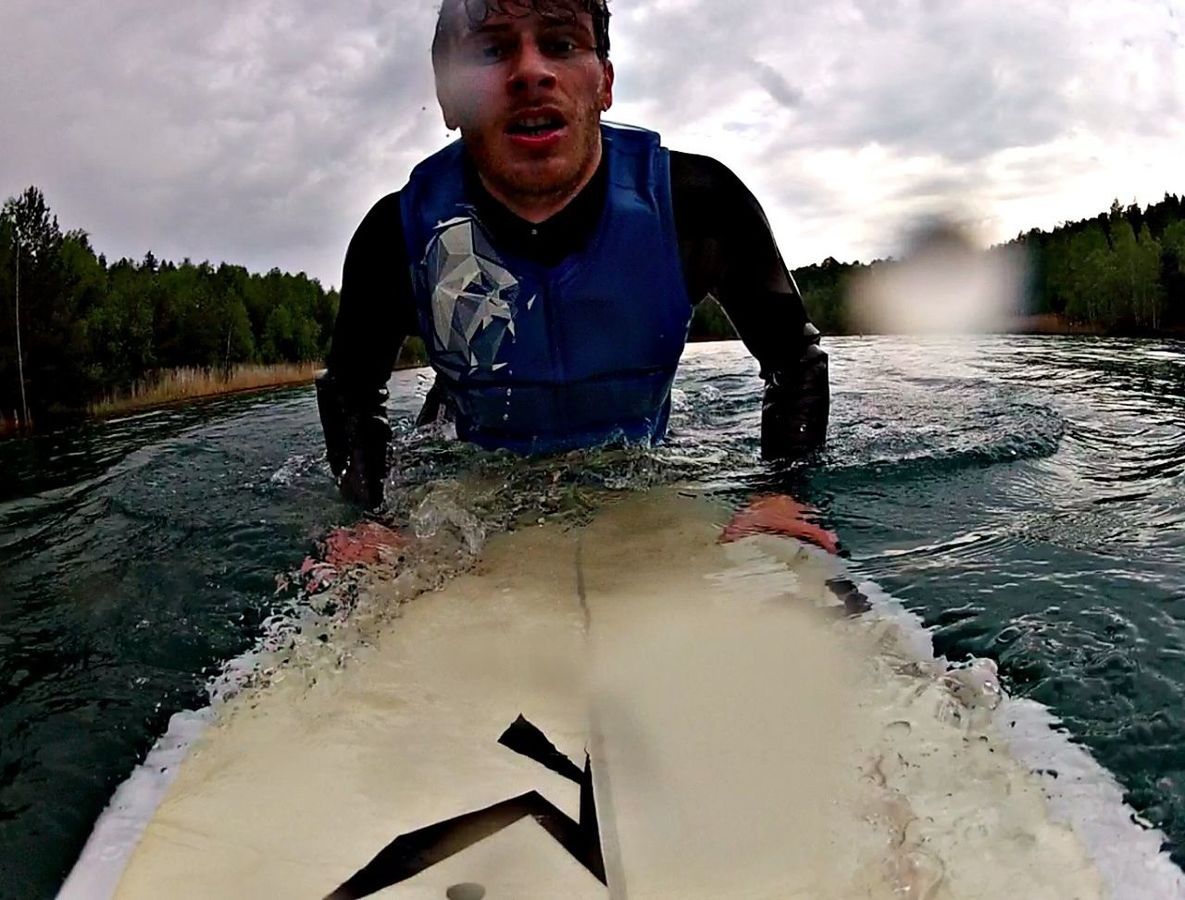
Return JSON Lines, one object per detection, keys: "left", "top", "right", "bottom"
{"left": 431, "top": 0, "right": 611, "bottom": 69}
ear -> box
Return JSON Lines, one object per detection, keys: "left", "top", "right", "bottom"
{"left": 600, "top": 59, "right": 615, "bottom": 112}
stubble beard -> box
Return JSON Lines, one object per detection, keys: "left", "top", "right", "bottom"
{"left": 471, "top": 102, "right": 603, "bottom": 210}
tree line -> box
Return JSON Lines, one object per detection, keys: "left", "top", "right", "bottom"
{"left": 0, "top": 187, "right": 341, "bottom": 423}
{"left": 4, "top": 185, "right": 1183, "bottom": 423}
{"left": 1023, "top": 196, "right": 1185, "bottom": 331}
{"left": 690, "top": 193, "right": 1185, "bottom": 340}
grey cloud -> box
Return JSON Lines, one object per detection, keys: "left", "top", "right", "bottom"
{"left": 0, "top": 0, "right": 1178, "bottom": 282}
{"left": 614, "top": 0, "right": 817, "bottom": 123}
{"left": 749, "top": 60, "right": 803, "bottom": 110}
{"left": 0, "top": 0, "right": 443, "bottom": 286}
{"left": 851, "top": 0, "right": 904, "bottom": 29}
{"left": 616, "top": 0, "right": 1178, "bottom": 263}
{"left": 791, "top": 2, "right": 1080, "bottom": 161}
{"left": 618, "top": 0, "right": 1176, "bottom": 164}
{"left": 897, "top": 172, "right": 975, "bottom": 201}
{"left": 723, "top": 121, "right": 763, "bottom": 134}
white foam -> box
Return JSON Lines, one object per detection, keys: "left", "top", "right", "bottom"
{"left": 268, "top": 452, "right": 315, "bottom": 486}
{"left": 58, "top": 606, "right": 309, "bottom": 899}
{"left": 57, "top": 709, "right": 212, "bottom": 900}
{"left": 1000, "top": 699, "right": 1185, "bottom": 899}
{"left": 857, "top": 578, "right": 1185, "bottom": 900}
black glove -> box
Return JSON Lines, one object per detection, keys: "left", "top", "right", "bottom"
{"left": 414, "top": 378, "right": 452, "bottom": 427}
{"left": 315, "top": 370, "right": 391, "bottom": 509}
{"left": 760, "top": 342, "right": 830, "bottom": 461}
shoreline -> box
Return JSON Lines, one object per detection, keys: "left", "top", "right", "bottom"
{"left": 86, "top": 363, "right": 325, "bottom": 421}
{"left": 94, "top": 371, "right": 321, "bottom": 420}
{"left": 88, "top": 360, "right": 430, "bottom": 420}
{"left": 0, "top": 358, "right": 430, "bottom": 439}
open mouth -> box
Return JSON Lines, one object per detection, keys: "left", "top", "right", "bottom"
{"left": 506, "top": 112, "right": 567, "bottom": 138}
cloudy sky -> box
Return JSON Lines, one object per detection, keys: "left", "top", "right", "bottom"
{"left": 1, "top": 0, "right": 1182, "bottom": 288}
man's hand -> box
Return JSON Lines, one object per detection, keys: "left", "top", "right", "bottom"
{"left": 298, "top": 521, "right": 409, "bottom": 592}
{"left": 336, "top": 428, "right": 389, "bottom": 510}
{"left": 761, "top": 343, "right": 829, "bottom": 461}
{"left": 316, "top": 370, "right": 392, "bottom": 509}
{"left": 719, "top": 494, "right": 840, "bottom": 554}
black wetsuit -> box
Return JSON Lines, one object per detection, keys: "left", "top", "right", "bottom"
{"left": 319, "top": 151, "right": 829, "bottom": 507}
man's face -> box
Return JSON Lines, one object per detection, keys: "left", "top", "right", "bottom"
{"left": 436, "top": 2, "right": 614, "bottom": 206}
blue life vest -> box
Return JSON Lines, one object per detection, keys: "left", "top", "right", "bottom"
{"left": 400, "top": 124, "right": 692, "bottom": 455}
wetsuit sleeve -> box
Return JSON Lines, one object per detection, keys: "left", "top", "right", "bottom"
{"left": 317, "top": 192, "right": 418, "bottom": 508}
{"left": 669, "top": 152, "right": 829, "bottom": 460}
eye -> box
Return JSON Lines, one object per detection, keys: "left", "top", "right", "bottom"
{"left": 476, "top": 41, "right": 510, "bottom": 62}
{"left": 463, "top": 34, "right": 512, "bottom": 64}
{"left": 542, "top": 37, "right": 577, "bottom": 56}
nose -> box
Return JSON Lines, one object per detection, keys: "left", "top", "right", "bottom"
{"left": 507, "top": 38, "right": 557, "bottom": 94}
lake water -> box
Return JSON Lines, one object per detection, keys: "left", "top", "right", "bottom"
{"left": 1, "top": 336, "right": 1183, "bottom": 897}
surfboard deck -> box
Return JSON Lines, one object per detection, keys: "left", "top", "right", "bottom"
{"left": 111, "top": 488, "right": 1108, "bottom": 900}
{"left": 115, "top": 505, "right": 602, "bottom": 899}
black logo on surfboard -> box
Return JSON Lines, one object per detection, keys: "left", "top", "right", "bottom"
{"left": 325, "top": 715, "right": 606, "bottom": 899}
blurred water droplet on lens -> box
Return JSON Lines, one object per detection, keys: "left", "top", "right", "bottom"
{"left": 849, "top": 214, "right": 1026, "bottom": 336}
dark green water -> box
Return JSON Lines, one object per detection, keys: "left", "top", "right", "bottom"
{"left": 1, "top": 336, "right": 1183, "bottom": 897}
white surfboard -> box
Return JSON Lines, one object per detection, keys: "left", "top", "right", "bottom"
{"left": 66, "top": 488, "right": 1184, "bottom": 899}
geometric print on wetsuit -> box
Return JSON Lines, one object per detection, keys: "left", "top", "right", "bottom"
{"left": 422, "top": 214, "right": 525, "bottom": 379}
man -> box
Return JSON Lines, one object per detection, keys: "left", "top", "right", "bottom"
{"left": 318, "top": 0, "right": 829, "bottom": 509}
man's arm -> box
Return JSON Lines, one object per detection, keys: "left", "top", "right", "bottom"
{"left": 669, "top": 152, "right": 829, "bottom": 460}
{"left": 318, "top": 192, "right": 419, "bottom": 508}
